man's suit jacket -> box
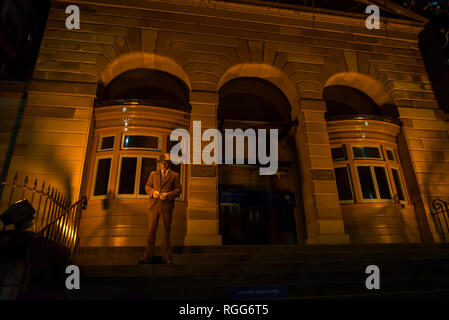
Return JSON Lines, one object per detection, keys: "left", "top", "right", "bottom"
{"left": 145, "top": 169, "right": 182, "bottom": 212}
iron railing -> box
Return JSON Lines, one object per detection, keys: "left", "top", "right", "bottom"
{"left": 0, "top": 174, "right": 87, "bottom": 298}
{"left": 431, "top": 199, "right": 449, "bottom": 243}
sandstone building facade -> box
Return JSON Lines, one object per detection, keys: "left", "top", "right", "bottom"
{"left": 1, "top": 0, "right": 448, "bottom": 247}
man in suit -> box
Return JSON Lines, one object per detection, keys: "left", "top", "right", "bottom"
{"left": 139, "top": 153, "right": 182, "bottom": 264}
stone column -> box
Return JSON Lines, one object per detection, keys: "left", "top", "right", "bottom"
{"left": 293, "top": 98, "right": 350, "bottom": 244}
{"left": 184, "top": 91, "right": 222, "bottom": 246}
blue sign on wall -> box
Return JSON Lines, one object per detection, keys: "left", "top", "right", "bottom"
{"left": 229, "top": 285, "right": 288, "bottom": 299}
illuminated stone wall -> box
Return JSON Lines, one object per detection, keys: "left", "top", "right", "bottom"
{"left": 4, "top": 0, "right": 447, "bottom": 244}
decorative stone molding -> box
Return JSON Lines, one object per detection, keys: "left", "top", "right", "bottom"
{"left": 217, "top": 63, "right": 299, "bottom": 108}
{"left": 94, "top": 104, "right": 190, "bottom": 130}
{"left": 100, "top": 53, "right": 191, "bottom": 89}
{"left": 327, "top": 117, "right": 400, "bottom": 143}
{"left": 324, "top": 73, "right": 396, "bottom": 107}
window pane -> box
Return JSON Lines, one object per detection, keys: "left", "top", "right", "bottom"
{"left": 118, "top": 157, "right": 137, "bottom": 194}
{"left": 374, "top": 167, "right": 392, "bottom": 199}
{"left": 353, "top": 147, "right": 382, "bottom": 159}
{"left": 334, "top": 167, "right": 353, "bottom": 201}
{"left": 331, "top": 146, "right": 346, "bottom": 161}
{"left": 100, "top": 136, "right": 114, "bottom": 150}
{"left": 123, "top": 135, "right": 159, "bottom": 149}
{"left": 387, "top": 150, "right": 395, "bottom": 161}
{"left": 392, "top": 169, "right": 405, "bottom": 201}
{"left": 94, "top": 158, "right": 111, "bottom": 196}
{"left": 167, "top": 135, "right": 180, "bottom": 153}
{"left": 139, "top": 158, "right": 157, "bottom": 195}
{"left": 357, "top": 166, "right": 377, "bottom": 199}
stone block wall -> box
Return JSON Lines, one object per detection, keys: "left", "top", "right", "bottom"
{"left": 3, "top": 0, "right": 447, "bottom": 244}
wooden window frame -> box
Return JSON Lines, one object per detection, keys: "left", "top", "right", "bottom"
{"left": 390, "top": 166, "right": 408, "bottom": 205}
{"left": 136, "top": 155, "right": 160, "bottom": 199}
{"left": 386, "top": 148, "right": 396, "bottom": 162}
{"left": 352, "top": 144, "right": 383, "bottom": 160}
{"left": 97, "top": 134, "right": 115, "bottom": 152}
{"left": 120, "top": 133, "right": 162, "bottom": 151}
{"left": 89, "top": 130, "right": 185, "bottom": 201}
{"left": 355, "top": 164, "right": 394, "bottom": 203}
{"left": 331, "top": 144, "right": 347, "bottom": 161}
{"left": 334, "top": 164, "right": 355, "bottom": 204}
{"left": 91, "top": 155, "right": 113, "bottom": 200}
{"left": 114, "top": 154, "right": 184, "bottom": 200}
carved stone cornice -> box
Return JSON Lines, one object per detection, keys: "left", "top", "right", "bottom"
{"left": 94, "top": 104, "right": 190, "bottom": 130}
{"left": 327, "top": 118, "right": 400, "bottom": 143}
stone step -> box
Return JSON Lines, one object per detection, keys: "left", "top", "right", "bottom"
{"left": 16, "top": 244, "right": 449, "bottom": 300}
{"left": 20, "top": 276, "right": 449, "bottom": 300}
{"left": 74, "top": 244, "right": 449, "bottom": 266}
{"left": 76, "top": 244, "right": 449, "bottom": 255}
{"left": 78, "top": 268, "right": 448, "bottom": 287}
{"left": 18, "top": 263, "right": 449, "bottom": 300}
{"left": 77, "top": 258, "right": 449, "bottom": 277}
{"left": 75, "top": 251, "right": 449, "bottom": 265}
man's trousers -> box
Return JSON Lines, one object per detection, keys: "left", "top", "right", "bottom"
{"left": 143, "top": 200, "right": 173, "bottom": 260}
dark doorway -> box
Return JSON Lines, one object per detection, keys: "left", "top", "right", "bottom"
{"left": 219, "top": 188, "right": 297, "bottom": 244}
{"left": 217, "top": 77, "right": 301, "bottom": 245}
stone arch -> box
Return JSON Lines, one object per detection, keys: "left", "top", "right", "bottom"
{"left": 99, "top": 52, "right": 192, "bottom": 89}
{"left": 217, "top": 63, "right": 299, "bottom": 109}
{"left": 324, "top": 72, "right": 395, "bottom": 108}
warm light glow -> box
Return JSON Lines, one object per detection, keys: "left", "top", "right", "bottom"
{"left": 56, "top": 219, "right": 75, "bottom": 243}
{"left": 122, "top": 107, "right": 127, "bottom": 112}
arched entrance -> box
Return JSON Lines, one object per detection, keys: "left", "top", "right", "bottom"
{"left": 80, "top": 68, "right": 190, "bottom": 247}
{"left": 217, "top": 77, "right": 300, "bottom": 245}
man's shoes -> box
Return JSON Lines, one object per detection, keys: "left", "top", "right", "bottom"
{"left": 139, "top": 256, "right": 169, "bottom": 264}
{"left": 138, "top": 257, "right": 152, "bottom": 264}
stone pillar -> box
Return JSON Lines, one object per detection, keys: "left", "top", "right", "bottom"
{"left": 397, "top": 107, "right": 449, "bottom": 243}
{"left": 293, "top": 98, "right": 350, "bottom": 244}
{"left": 184, "top": 91, "right": 222, "bottom": 246}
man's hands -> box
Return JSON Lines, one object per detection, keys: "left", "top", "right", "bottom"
{"left": 159, "top": 192, "right": 168, "bottom": 200}
{"left": 152, "top": 190, "right": 168, "bottom": 200}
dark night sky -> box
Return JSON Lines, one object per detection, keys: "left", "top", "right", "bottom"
{"left": 0, "top": 0, "right": 448, "bottom": 82}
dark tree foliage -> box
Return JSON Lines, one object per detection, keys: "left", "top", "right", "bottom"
{"left": 0, "top": 0, "right": 51, "bottom": 80}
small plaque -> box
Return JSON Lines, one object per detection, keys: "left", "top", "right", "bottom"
{"left": 311, "top": 169, "right": 335, "bottom": 181}
{"left": 191, "top": 165, "right": 217, "bottom": 177}
{"left": 230, "top": 286, "right": 287, "bottom": 299}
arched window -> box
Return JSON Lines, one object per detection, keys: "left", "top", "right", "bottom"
{"left": 88, "top": 69, "right": 190, "bottom": 200}
{"left": 97, "top": 68, "right": 191, "bottom": 112}
{"left": 324, "top": 85, "right": 408, "bottom": 205}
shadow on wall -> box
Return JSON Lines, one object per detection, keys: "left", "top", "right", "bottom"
{"left": 0, "top": 118, "right": 77, "bottom": 219}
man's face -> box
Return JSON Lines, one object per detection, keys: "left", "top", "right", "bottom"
{"left": 160, "top": 160, "right": 169, "bottom": 170}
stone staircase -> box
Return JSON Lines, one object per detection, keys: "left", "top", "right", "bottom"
{"left": 17, "top": 244, "right": 449, "bottom": 300}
